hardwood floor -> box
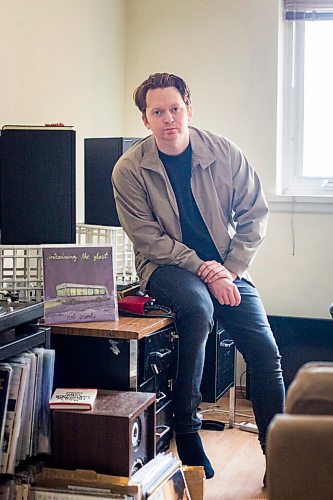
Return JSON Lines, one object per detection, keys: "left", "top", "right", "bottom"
{"left": 171, "top": 393, "right": 268, "bottom": 500}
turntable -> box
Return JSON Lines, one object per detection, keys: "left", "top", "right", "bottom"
{"left": 0, "top": 290, "right": 44, "bottom": 334}
{"left": 0, "top": 290, "right": 47, "bottom": 360}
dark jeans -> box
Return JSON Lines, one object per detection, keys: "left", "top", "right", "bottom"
{"left": 148, "top": 265, "right": 285, "bottom": 449}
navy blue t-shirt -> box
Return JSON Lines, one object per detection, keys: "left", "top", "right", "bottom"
{"left": 159, "top": 144, "right": 222, "bottom": 263}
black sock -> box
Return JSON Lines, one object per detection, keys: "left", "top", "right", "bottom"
{"left": 175, "top": 432, "right": 215, "bottom": 479}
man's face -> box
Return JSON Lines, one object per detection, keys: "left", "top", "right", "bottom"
{"left": 142, "top": 86, "right": 192, "bottom": 152}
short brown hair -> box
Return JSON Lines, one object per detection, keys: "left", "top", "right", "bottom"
{"left": 133, "top": 73, "right": 191, "bottom": 114}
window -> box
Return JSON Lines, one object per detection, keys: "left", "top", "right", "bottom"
{"left": 282, "top": 1, "right": 333, "bottom": 195}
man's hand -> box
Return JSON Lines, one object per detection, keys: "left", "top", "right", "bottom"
{"left": 197, "top": 260, "right": 237, "bottom": 284}
{"left": 208, "top": 278, "right": 241, "bottom": 306}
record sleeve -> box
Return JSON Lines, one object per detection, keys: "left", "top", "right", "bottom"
{"left": 42, "top": 245, "right": 118, "bottom": 324}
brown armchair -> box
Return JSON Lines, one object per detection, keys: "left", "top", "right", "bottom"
{"left": 266, "top": 362, "right": 333, "bottom": 500}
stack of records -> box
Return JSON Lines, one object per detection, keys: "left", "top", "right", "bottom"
{"left": 130, "top": 452, "right": 190, "bottom": 499}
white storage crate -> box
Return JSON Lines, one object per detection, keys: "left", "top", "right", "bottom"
{"left": 0, "top": 225, "right": 137, "bottom": 302}
{"left": 76, "top": 223, "right": 136, "bottom": 281}
{"left": 0, "top": 246, "right": 43, "bottom": 301}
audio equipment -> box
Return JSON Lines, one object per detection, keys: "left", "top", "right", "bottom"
{"left": 52, "top": 390, "right": 156, "bottom": 477}
{"left": 0, "top": 128, "right": 76, "bottom": 244}
{"left": 84, "top": 137, "right": 139, "bottom": 227}
{"left": 201, "top": 321, "right": 236, "bottom": 402}
{"left": 246, "top": 315, "right": 333, "bottom": 399}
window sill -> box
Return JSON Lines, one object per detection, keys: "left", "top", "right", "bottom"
{"left": 267, "top": 194, "right": 333, "bottom": 213}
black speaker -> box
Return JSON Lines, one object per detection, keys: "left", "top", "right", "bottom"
{"left": 246, "top": 315, "right": 333, "bottom": 399}
{"left": 84, "top": 137, "right": 140, "bottom": 227}
{"left": 0, "top": 128, "right": 76, "bottom": 244}
{"left": 270, "top": 315, "right": 333, "bottom": 390}
{"left": 201, "top": 321, "right": 236, "bottom": 402}
{"left": 52, "top": 390, "right": 156, "bottom": 477}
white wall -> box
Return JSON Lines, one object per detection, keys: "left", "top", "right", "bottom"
{"left": 124, "top": 0, "right": 333, "bottom": 320}
{"left": 1, "top": 0, "right": 332, "bottom": 321}
{"left": 1, "top": 0, "right": 126, "bottom": 222}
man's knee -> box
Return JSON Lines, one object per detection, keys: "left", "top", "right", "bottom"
{"left": 175, "top": 289, "right": 214, "bottom": 334}
{"left": 247, "top": 342, "right": 282, "bottom": 374}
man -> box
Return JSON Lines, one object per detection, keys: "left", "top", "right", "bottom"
{"left": 112, "top": 73, "right": 285, "bottom": 480}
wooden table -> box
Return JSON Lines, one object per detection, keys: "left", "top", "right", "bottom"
{"left": 51, "top": 315, "right": 173, "bottom": 340}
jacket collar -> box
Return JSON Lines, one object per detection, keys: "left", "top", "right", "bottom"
{"left": 140, "top": 126, "right": 216, "bottom": 172}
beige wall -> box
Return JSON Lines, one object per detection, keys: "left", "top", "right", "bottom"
{"left": 1, "top": 0, "right": 332, "bottom": 320}
{"left": 124, "top": 0, "right": 333, "bottom": 320}
{"left": 1, "top": 0, "right": 126, "bottom": 222}
{"left": 124, "top": 0, "right": 278, "bottom": 191}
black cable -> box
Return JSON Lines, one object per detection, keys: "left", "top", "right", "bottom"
{"left": 239, "top": 369, "right": 247, "bottom": 399}
{"left": 170, "top": 318, "right": 180, "bottom": 383}
{"left": 144, "top": 303, "right": 173, "bottom": 316}
{"left": 118, "top": 308, "right": 173, "bottom": 319}
{"left": 201, "top": 420, "right": 225, "bottom": 431}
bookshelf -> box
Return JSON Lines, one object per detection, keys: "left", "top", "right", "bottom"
{"left": 0, "top": 302, "right": 52, "bottom": 482}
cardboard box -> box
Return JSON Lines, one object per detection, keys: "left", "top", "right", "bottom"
{"left": 34, "top": 468, "right": 141, "bottom": 499}
{"left": 182, "top": 466, "right": 205, "bottom": 500}
{"left": 35, "top": 465, "right": 204, "bottom": 499}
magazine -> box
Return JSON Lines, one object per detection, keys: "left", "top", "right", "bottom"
{"left": 42, "top": 246, "right": 118, "bottom": 324}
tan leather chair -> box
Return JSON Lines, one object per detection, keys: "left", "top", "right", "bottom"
{"left": 266, "top": 362, "right": 333, "bottom": 500}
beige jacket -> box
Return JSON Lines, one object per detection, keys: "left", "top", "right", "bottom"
{"left": 112, "top": 126, "right": 268, "bottom": 292}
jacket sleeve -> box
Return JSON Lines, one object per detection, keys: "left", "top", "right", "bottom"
{"left": 112, "top": 160, "right": 204, "bottom": 274}
{"left": 223, "top": 143, "right": 269, "bottom": 278}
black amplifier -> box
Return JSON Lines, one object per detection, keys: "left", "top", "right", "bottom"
{"left": 201, "top": 321, "right": 235, "bottom": 402}
{"left": 140, "top": 373, "right": 174, "bottom": 453}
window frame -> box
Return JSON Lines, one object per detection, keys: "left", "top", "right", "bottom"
{"left": 281, "top": 16, "right": 333, "bottom": 196}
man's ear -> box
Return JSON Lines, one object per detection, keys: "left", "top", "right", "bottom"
{"left": 187, "top": 104, "right": 193, "bottom": 121}
{"left": 142, "top": 113, "right": 150, "bottom": 129}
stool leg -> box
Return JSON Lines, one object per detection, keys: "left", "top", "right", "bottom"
{"left": 228, "top": 349, "right": 237, "bottom": 428}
